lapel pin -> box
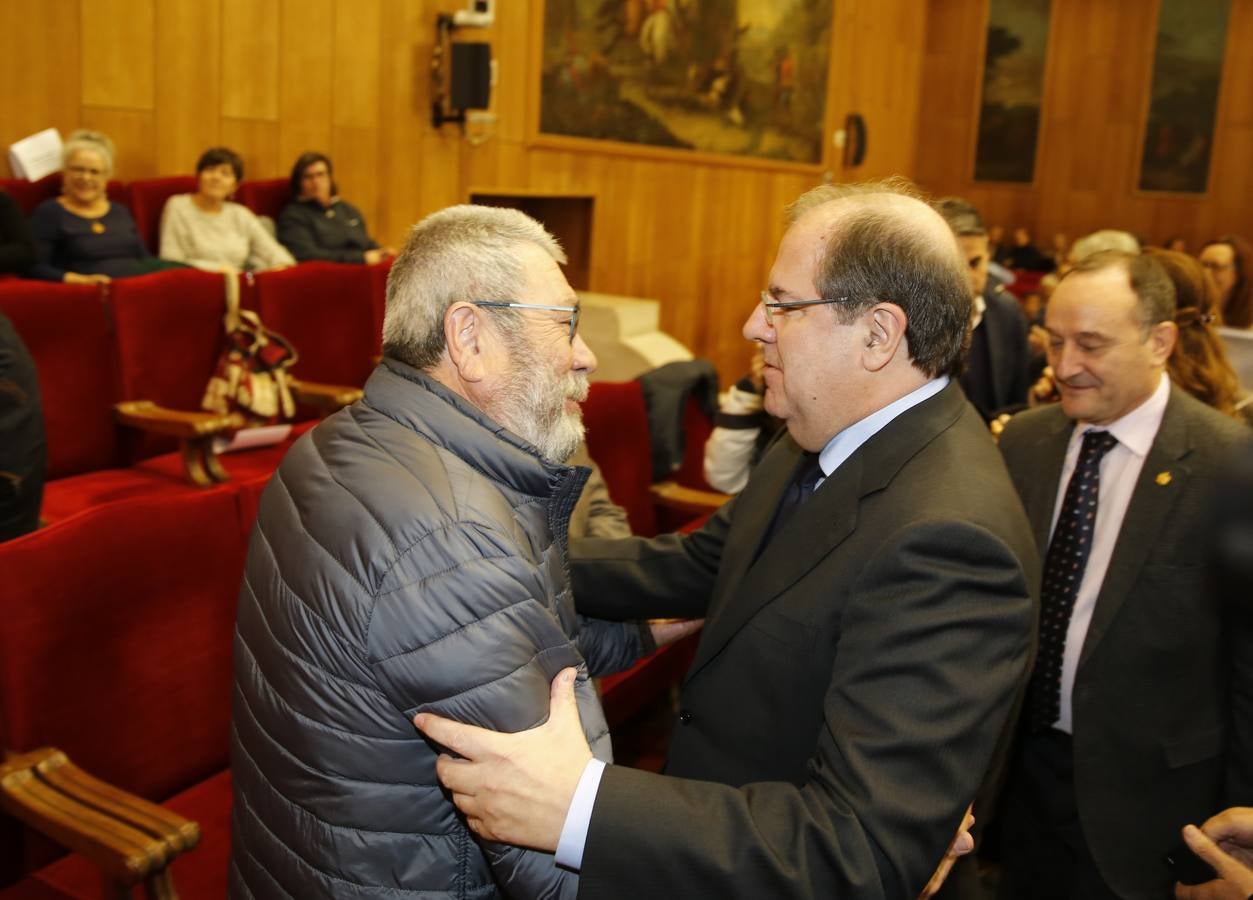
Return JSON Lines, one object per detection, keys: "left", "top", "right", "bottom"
{"left": 1155, "top": 471, "right": 1172, "bottom": 486}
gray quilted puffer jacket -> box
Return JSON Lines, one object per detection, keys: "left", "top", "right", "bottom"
{"left": 229, "top": 359, "right": 645, "bottom": 899}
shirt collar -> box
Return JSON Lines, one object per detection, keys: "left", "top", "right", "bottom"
{"left": 971, "top": 293, "right": 987, "bottom": 331}
{"left": 817, "top": 376, "right": 951, "bottom": 479}
{"left": 1071, "top": 372, "right": 1170, "bottom": 459}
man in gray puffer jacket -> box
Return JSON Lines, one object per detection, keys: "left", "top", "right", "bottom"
{"left": 229, "top": 205, "right": 652, "bottom": 898}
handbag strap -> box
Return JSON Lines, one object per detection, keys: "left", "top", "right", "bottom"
{"left": 222, "top": 272, "right": 241, "bottom": 333}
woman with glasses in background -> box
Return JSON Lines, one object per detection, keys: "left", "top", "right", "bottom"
{"left": 28, "top": 130, "right": 150, "bottom": 283}
{"left": 1200, "top": 235, "right": 1252, "bottom": 329}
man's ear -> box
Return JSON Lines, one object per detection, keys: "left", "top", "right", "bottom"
{"left": 444, "top": 303, "right": 487, "bottom": 383}
{"left": 862, "top": 303, "right": 907, "bottom": 372}
{"left": 1147, "top": 320, "right": 1178, "bottom": 366}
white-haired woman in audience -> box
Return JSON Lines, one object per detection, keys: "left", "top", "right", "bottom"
{"left": 277, "top": 152, "right": 395, "bottom": 264}
{"left": 159, "top": 147, "right": 295, "bottom": 273}
{"left": 28, "top": 130, "right": 150, "bottom": 283}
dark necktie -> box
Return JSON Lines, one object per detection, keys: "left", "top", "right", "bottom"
{"left": 763, "top": 452, "right": 824, "bottom": 547}
{"left": 1027, "top": 429, "right": 1119, "bottom": 733}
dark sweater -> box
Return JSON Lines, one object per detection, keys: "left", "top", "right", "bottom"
{"left": 29, "top": 199, "right": 150, "bottom": 282}
{"left": 276, "top": 198, "right": 379, "bottom": 263}
{"left": 0, "top": 191, "right": 35, "bottom": 274}
{"left": 0, "top": 312, "right": 45, "bottom": 541}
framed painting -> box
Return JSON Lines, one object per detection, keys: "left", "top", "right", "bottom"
{"left": 973, "top": 0, "right": 1052, "bottom": 184}
{"left": 532, "top": 0, "right": 834, "bottom": 168}
{"left": 1138, "top": 0, "right": 1231, "bottom": 194}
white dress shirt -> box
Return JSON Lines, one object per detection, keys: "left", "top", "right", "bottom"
{"left": 1049, "top": 373, "right": 1170, "bottom": 733}
{"left": 555, "top": 376, "right": 951, "bottom": 869}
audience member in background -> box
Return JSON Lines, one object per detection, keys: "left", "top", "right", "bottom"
{"left": 0, "top": 311, "right": 45, "bottom": 542}
{"left": 1177, "top": 807, "right": 1253, "bottom": 900}
{"left": 1066, "top": 229, "right": 1140, "bottom": 272}
{"left": 1146, "top": 248, "right": 1247, "bottom": 421}
{"left": 229, "top": 204, "right": 667, "bottom": 898}
{"left": 996, "top": 250, "right": 1253, "bottom": 900}
{"left": 1166, "top": 235, "right": 1189, "bottom": 254}
{"left": 28, "top": 130, "right": 150, "bottom": 284}
{"left": 276, "top": 152, "right": 396, "bottom": 264}
{"left": 160, "top": 147, "right": 295, "bottom": 273}
{"left": 1050, "top": 232, "right": 1070, "bottom": 270}
{"left": 702, "top": 345, "right": 783, "bottom": 493}
{"left": 0, "top": 189, "right": 35, "bottom": 274}
{"left": 1200, "top": 235, "right": 1252, "bottom": 329}
{"left": 936, "top": 197, "right": 1031, "bottom": 421}
{"left": 1005, "top": 227, "right": 1055, "bottom": 272}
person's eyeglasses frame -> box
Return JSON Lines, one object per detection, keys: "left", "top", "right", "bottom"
{"left": 471, "top": 300, "right": 580, "bottom": 343}
{"left": 760, "top": 290, "right": 854, "bottom": 325}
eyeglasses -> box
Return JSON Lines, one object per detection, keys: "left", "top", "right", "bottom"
{"left": 760, "top": 290, "right": 853, "bottom": 324}
{"left": 472, "top": 300, "right": 580, "bottom": 343}
{"left": 66, "top": 165, "right": 104, "bottom": 178}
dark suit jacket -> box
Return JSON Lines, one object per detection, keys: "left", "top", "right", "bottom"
{"left": 570, "top": 382, "right": 1039, "bottom": 899}
{"left": 959, "top": 285, "right": 1031, "bottom": 422}
{"left": 998, "top": 387, "right": 1253, "bottom": 899}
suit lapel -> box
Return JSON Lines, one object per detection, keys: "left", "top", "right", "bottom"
{"left": 1015, "top": 409, "right": 1072, "bottom": 552}
{"left": 1077, "top": 389, "right": 1194, "bottom": 669}
{"left": 982, "top": 300, "right": 1010, "bottom": 409}
{"left": 686, "top": 383, "right": 965, "bottom": 681}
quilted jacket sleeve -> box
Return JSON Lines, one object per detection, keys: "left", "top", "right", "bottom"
{"left": 366, "top": 520, "right": 594, "bottom": 899}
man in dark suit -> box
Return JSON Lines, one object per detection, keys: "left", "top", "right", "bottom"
{"left": 416, "top": 180, "right": 1039, "bottom": 898}
{"left": 935, "top": 197, "right": 1031, "bottom": 422}
{"left": 996, "top": 250, "right": 1253, "bottom": 900}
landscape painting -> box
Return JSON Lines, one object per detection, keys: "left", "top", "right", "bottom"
{"left": 973, "top": 0, "right": 1052, "bottom": 183}
{"left": 1138, "top": 0, "right": 1231, "bottom": 193}
{"left": 537, "top": 0, "right": 833, "bottom": 165}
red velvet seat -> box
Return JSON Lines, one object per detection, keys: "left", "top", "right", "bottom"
{"left": 0, "top": 175, "right": 127, "bottom": 217}
{"left": 253, "top": 263, "right": 381, "bottom": 389}
{"left": 235, "top": 178, "right": 289, "bottom": 223}
{"left": 0, "top": 491, "right": 246, "bottom": 888}
{"left": 582, "top": 380, "right": 658, "bottom": 537}
{"left": 0, "top": 282, "right": 120, "bottom": 480}
{"left": 126, "top": 176, "right": 196, "bottom": 254}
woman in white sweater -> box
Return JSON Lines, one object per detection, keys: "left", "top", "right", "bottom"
{"left": 159, "top": 147, "right": 295, "bottom": 273}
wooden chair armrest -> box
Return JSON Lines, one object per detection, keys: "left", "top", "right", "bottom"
{"left": 290, "top": 377, "right": 363, "bottom": 412}
{"left": 114, "top": 400, "right": 245, "bottom": 439}
{"left": 0, "top": 748, "right": 200, "bottom": 884}
{"left": 649, "top": 481, "right": 731, "bottom": 517}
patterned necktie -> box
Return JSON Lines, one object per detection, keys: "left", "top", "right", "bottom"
{"left": 1028, "top": 429, "right": 1120, "bottom": 733}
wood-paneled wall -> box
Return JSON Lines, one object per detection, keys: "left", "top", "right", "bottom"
{"left": 0, "top": 0, "right": 926, "bottom": 381}
{"left": 916, "top": 0, "right": 1253, "bottom": 252}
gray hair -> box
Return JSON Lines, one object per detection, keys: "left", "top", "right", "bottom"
{"left": 62, "top": 129, "right": 115, "bottom": 178}
{"left": 1068, "top": 229, "right": 1140, "bottom": 265}
{"left": 381, "top": 205, "right": 567, "bottom": 371}
{"left": 932, "top": 197, "right": 987, "bottom": 237}
{"left": 784, "top": 179, "right": 973, "bottom": 379}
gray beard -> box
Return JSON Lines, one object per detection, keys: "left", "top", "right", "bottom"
{"left": 490, "top": 338, "right": 587, "bottom": 464}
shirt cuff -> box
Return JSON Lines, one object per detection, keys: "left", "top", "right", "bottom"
{"left": 554, "top": 758, "right": 606, "bottom": 870}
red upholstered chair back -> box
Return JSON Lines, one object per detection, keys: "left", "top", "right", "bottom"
{"left": 253, "top": 263, "right": 380, "bottom": 388}
{"left": 0, "top": 282, "right": 121, "bottom": 478}
{"left": 0, "top": 490, "right": 246, "bottom": 879}
{"left": 582, "top": 380, "right": 657, "bottom": 537}
{"left": 107, "top": 268, "right": 231, "bottom": 461}
{"left": 236, "top": 178, "right": 289, "bottom": 222}
{"left": 127, "top": 175, "right": 196, "bottom": 253}
{"left": 671, "top": 393, "right": 717, "bottom": 491}
{"left": 0, "top": 174, "right": 60, "bottom": 214}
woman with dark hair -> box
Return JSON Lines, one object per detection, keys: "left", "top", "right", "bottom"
{"left": 1200, "top": 235, "right": 1252, "bottom": 329}
{"left": 1146, "top": 248, "right": 1246, "bottom": 419}
{"left": 159, "top": 147, "right": 295, "bottom": 273}
{"left": 276, "top": 152, "right": 394, "bottom": 264}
